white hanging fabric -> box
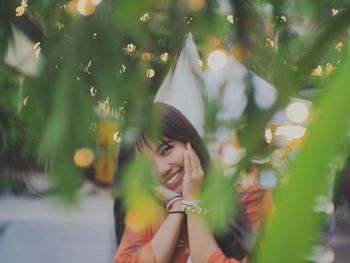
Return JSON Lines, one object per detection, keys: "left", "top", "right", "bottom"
{"left": 203, "top": 55, "right": 277, "bottom": 122}
{"left": 154, "top": 33, "right": 205, "bottom": 136}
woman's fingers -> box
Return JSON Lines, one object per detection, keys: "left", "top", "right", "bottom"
{"left": 184, "top": 150, "right": 192, "bottom": 176}
{"left": 187, "top": 143, "right": 202, "bottom": 175}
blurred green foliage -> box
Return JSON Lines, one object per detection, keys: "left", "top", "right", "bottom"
{"left": 1, "top": 0, "right": 350, "bottom": 261}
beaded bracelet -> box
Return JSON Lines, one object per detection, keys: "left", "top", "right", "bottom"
{"left": 181, "top": 200, "right": 209, "bottom": 215}
{"left": 168, "top": 211, "right": 186, "bottom": 215}
{"left": 165, "top": 194, "right": 183, "bottom": 211}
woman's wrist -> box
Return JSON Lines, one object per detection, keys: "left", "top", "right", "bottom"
{"left": 168, "top": 200, "right": 184, "bottom": 212}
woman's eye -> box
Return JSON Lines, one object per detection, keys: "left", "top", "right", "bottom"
{"left": 161, "top": 145, "right": 172, "bottom": 155}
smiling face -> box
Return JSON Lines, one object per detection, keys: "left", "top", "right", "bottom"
{"left": 139, "top": 138, "right": 187, "bottom": 194}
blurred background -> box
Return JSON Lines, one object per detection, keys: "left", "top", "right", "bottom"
{"left": 1, "top": 0, "right": 350, "bottom": 262}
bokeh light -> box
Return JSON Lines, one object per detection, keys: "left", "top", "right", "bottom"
{"left": 286, "top": 101, "right": 309, "bottom": 123}
{"left": 275, "top": 125, "right": 306, "bottom": 141}
{"left": 265, "top": 127, "right": 273, "bottom": 144}
{"left": 74, "top": 148, "right": 94, "bottom": 168}
{"left": 76, "top": 0, "right": 96, "bottom": 16}
{"left": 207, "top": 50, "right": 227, "bottom": 71}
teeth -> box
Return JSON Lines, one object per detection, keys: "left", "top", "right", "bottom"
{"left": 167, "top": 172, "right": 180, "bottom": 184}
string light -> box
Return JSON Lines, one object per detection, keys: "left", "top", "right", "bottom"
{"left": 33, "top": 42, "right": 41, "bottom": 58}
{"left": 227, "top": 15, "right": 234, "bottom": 24}
{"left": 126, "top": 43, "right": 136, "bottom": 53}
{"left": 56, "top": 22, "right": 65, "bottom": 30}
{"left": 113, "top": 131, "right": 122, "bottom": 143}
{"left": 15, "top": 6, "right": 25, "bottom": 16}
{"left": 90, "top": 87, "right": 97, "bottom": 96}
{"left": 83, "top": 60, "right": 92, "bottom": 74}
{"left": 311, "top": 65, "right": 323, "bottom": 76}
{"left": 266, "top": 38, "right": 275, "bottom": 48}
{"left": 160, "top": 52, "right": 169, "bottom": 62}
{"left": 326, "top": 63, "right": 334, "bottom": 74}
{"left": 21, "top": 0, "right": 28, "bottom": 8}
{"left": 207, "top": 50, "right": 227, "bottom": 71}
{"left": 23, "top": 97, "right": 29, "bottom": 106}
{"left": 265, "top": 128, "right": 273, "bottom": 144}
{"left": 140, "top": 13, "right": 150, "bottom": 22}
{"left": 15, "top": 0, "right": 28, "bottom": 16}
{"left": 119, "top": 64, "right": 126, "bottom": 74}
{"left": 146, "top": 68, "right": 155, "bottom": 78}
{"left": 335, "top": 42, "right": 343, "bottom": 51}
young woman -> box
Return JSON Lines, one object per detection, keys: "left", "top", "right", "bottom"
{"left": 113, "top": 103, "right": 272, "bottom": 263}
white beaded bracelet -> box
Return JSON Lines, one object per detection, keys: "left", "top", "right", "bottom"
{"left": 181, "top": 200, "right": 209, "bottom": 215}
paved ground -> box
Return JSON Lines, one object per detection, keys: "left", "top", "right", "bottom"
{"left": 0, "top": 181, "right": 116, "bottom": 263}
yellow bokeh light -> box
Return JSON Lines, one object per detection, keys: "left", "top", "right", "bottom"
{"left": 76, "top": 0, "right": 96, "bottom": 16}
{"left": 146, "top": 68, "right": 155, "bottom": 78}
{"left": 23, "top": 97, "right": 29, "bottom": 106}
{"left": 119, "top": 64, "right": 126, "bottom": 74}
{"left": 141, "top": 52, "right": 152, "bottom": 61}
{"left": 326, "top": 63, "right": 335, "bottom": 74}
{"left": 160, "top": 52, "right": 169, "bottom": 62}
{"left": 265, "top": 128, "right": 273, "bottom": 144}
{"left": 90, "top": 86, "right": 97, "bottom": 96}
{"left": 207, "top": 50, "right": 228, "bottom": 71}
{"left": 113, "top": 131, "right": 122, "bottom": 143}
{"left": 74, "top": 148, "right": 94, "bottom": 168}
{"left": 286, "top": 101, "right": 309, "bottom": 123}
{"left": 16, "top": 6, "right": 25, "bottom": 16}
{"left": 188, "top": 0, "right": 206, "bottom": 12}
{"left": 335, "top": 42, "right": 343, "bottom": 51}
{"left": 126, "top": 43, "right": 136, "bottom": 53}
{"left": 140, "top": 13, "right": 150, "bottom": 22}
{"left": 21, "top": 0, "right": 28, "bottom": 8}
{"left": 266, "top": 38, "right": 275, "bottom": 48}
{"left": 311, "top": 65, "right": 323, "bottom": 76}
{"left": 227, "top": 15, "right": 234, "bottom": 24}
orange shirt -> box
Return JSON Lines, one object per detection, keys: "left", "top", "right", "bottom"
{"left": 113, "top": 184, "right": 272, "bottom": 263}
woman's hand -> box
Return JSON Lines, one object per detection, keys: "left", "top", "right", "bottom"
{"left": 154, "top": 185, "right": 178, "bottom": 203}
{"left": 183, "top": 143, "right": 204, "bottom": 200}
{"left": 154, "top": 185, "right": 183, "bottom": 211}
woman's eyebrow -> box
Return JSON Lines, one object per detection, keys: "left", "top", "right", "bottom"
{"left": 156, "top": 139, "right": 172, "bottom": 152}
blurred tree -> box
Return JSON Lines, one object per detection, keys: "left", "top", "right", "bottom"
{"left": 1, "top": 0, "right": 350, "bottom": 261}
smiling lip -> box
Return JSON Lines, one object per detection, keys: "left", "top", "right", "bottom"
{"left": 164, "top": 171, "right": 184, "bottom": 190}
